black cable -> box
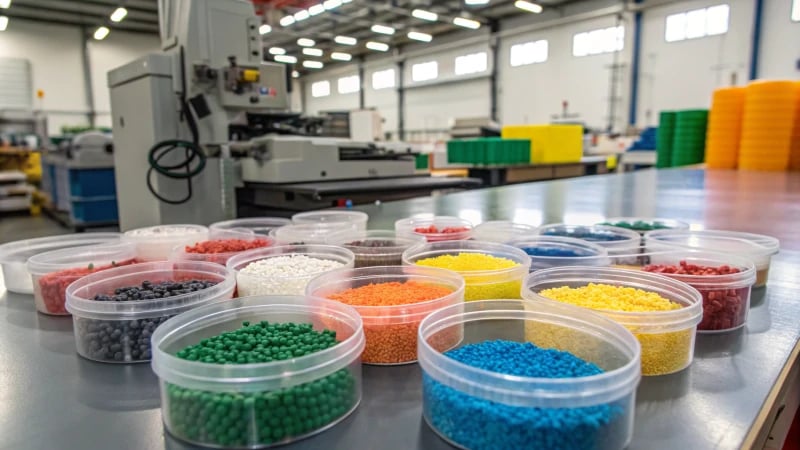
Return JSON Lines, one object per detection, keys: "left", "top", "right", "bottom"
{"left": 146, "top": 45, "right": 205, "bottom": 204}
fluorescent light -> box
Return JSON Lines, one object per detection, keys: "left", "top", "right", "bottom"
{"left": 0, "top": 0, "right": 10, "bottom": 9}
{"left": 292, "top": 70, "right": 300, "bottom": 78}
{"left": 366, "top": 41, "right": 389, "bottom": 52}
{"left": 308, "top": 4, "right": 325, "bottom": 15}
{"left": 334, "top": 35, "right": 357, "bottom": 45}
{"left": 453, "top": 17, "right": 481, "bottom": 29}
{"left": 303, "top": 60, "right": 324, "bottom": 69}
{"left": 110, "top": 7, "right": 127, "bottom": 22}
{"left": 0, "top": 16, "right": 7, "bottom": 31}
{"left": 412, "top": 9, "right": 438, "bottom": 21}
{"left": 297, "top": 38, "right": 315, "bottom": 47}
{"left": 331, "top": 52, "right": 352, "bottom": 61}
{"left": 274, "top": 55, "right": 298, "bottom": 64}
{"left": 294, "top": 10, "right": 310, "bottom": 21}
{"left": 269, "top": 47, "right": 286, "bottom": 55}
{"left": 259, "top": 24, "right": 272, "bottom": 35}
{"left": 371, "top": 24, "right": 395, "bottom": 35}
{"left": 280, "top": 16, "right": 296, "bottom": 26}
{"left": 407, "top": 31, "right": 432, "bottom": 42}
{"left": 93, "top": 26, "right": 110, "bottom": 40}
{"left": 514, "top": 0, "right": 543, "bottom": 13}
{"left": 466, "top": 0, "right": 490, "bottom": 4}
{"left": 323, "top": 0, "right": 342, "bottom": 10}
{"left": 793, "top": 0, "right": 800, "bottom": 21}
{"left": 303, "top": 48, "right": 323, "bottom": 57}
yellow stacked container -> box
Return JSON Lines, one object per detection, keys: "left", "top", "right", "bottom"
{"left": 791, "top": 81, "right": 800, "bottom": 171}
{"left": 738, "top": 81, "right": 799, "bottom": 171}
{"left": 501, "top": 124, "right": 583, "bottom": 164}
{"left": 705, "top": 87, "right": 746, "bottom": 169}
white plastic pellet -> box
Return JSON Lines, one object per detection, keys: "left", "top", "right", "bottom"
{"left": 124, "top": 225, "right": 210, "bottom": 262}
{"left": 236, "top": 254, "right": 345, "bottom": 296}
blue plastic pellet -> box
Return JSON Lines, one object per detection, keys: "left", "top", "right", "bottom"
{"left": 424, "top": 340, "right": 626, "bottom": 450}
{"left": 520, "top": 246, "right": 592, "bottom": 257}
{"left": 543, "top": 229, "right": 628, "bottom": 242}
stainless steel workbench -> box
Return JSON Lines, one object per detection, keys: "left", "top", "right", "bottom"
{"left": 2, "top": 168, "right": 799, "bottom": 450}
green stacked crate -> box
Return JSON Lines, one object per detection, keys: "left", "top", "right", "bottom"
{"left": 672, "top": 110, "right": 708, "bottom": 167}
{"left": 415, "top": 154, "right": 429, "bottom": 170}
{"left": 656, "top": 111, "right": 677, "bottom": 168}
{"left": 447, "top": 138, "right": 530, "bottom": 165}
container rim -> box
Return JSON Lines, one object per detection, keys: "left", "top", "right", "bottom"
{"left": 123, "top": 224, "right": 208, "bottom": 242}
{"left": 472, "top": 221, "right": 538, "bottom": 240}
{"left": 0, "top": 232, "right": 122, "bottom": 264}
{"left": 395, "top": 216, "right": 474, "bottom": 239}
{"left": 536, "top": 223, "right": 641, "bottom": 247}
{"left": 272, "top": 223, "right": 359, "bottom": 244}
{"left": 150, "top": 295, "right": 365, "bottom": 393}
{"left": 522, "top": 266, "right": 703, "bottom": 332}
{"left": 417, "top": 299, "right": 641, "bottom": 408}
{"left": 65, "top": 261, "right": 236, "bottom": 319}
{"left": 292, "top": 209, "right": 369, "bottom": 225}
{"left": 598, "top": 217, "right": 690, "bottom": 231}
{"left": 226, "top": 244, "right": 356, "bottom": 280}
{"left": 326, "top": 229, "right": 426, "bottom": 253}
{"left": 644, "top": 229, "right": 780, "bottom": 257}
{"left": 508, "top": 236, "right": 610, "bottom": 261}
{"left": 401, "top": 240, "right": 532, "bottom": 279}
{"left": 210, "top": 217, "right": 292, "bottom": 233}
{"left": 170, "top": 237, "right": 276, "bottom": 260}
{"left": 305, "top": 265, "right": 466, "bottom": 322}
{"left": 611, "top": 249, "right": 757, "bottom": 288}
{"left": 27, "top": 241, "right": 137, "bottom": 275}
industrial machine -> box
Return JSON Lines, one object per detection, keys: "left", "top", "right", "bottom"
{"left": 108, "top": 0, "right": 449, "bottom": 230}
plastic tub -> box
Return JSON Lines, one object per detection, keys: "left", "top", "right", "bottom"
{"left": 522, "top": 267, "right": 702, "bottom": 376}
{"left": 0, "top": 232, "right": 122, "bottom": 294}
{"left": 508, "top": 236, "right": 610, "bottom": 272}
{"left": 395, "top": 216, "right": 473, "bottom": 242}
{"left": 271, "top": 223, "right": 358, "bottom": 245}
{"left": 645, "top": 229, "right": 779, "bottom": 287}
{"left": 65, "top": 261, "right": 236, "bottom": 363}
{"left": 209, "top": 217, "right": 291, "bottom": 236}
{"left": 471, "top": 220, "right": 537, "bottom": 243}
{"left": 418, "top": 299, "right": 641, "bottom": 450}
{"left": 151, "top": 295, "right": 365, "bottom": 448}
{"left": 536, "top": 224, "right": 641, "bottom": 255}
{"left": 599, "top": 217, "right": 690, "bottom": 234}
{"left": 227, "top": 245, "right": 355, "bottom": 296}
{"left": 402, "top": 241, "right": 530, "bottom": 301}
{"left": 170, "top": 235, "right": 275, "bottom": 266}
{"left": 306, "top": 266, "right": 465, "bottom": 365}
{"left": 123, "top": 225, "right": 209, "bottom": 262}
{"left": 292, "top": 209, "right": 369, "bottom": 231}
{"left": 27, "top": 242, "right": 138, "bottom": 315}
{"left": 325, "top": 230, "right": 425, "bottom": 267}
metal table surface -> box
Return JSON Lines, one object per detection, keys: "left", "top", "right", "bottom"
{"left": 2, "top": 168, "right": 800, "bottom": 450}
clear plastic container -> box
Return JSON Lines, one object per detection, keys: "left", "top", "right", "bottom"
{"left": 606, "top": 250, "right": 755, "bottom": 333}
{"left": 151, "top": 295, "right": 365, "bottom": 448}
{"left": 508, "top": 236, "right": 610, "bottom": 272}
{"left": 395, "top": 216, "right": 473, "bottom": 242}
{"left": 522, "top": 267, "right": 702, "bottom": 376}
{"left": 271, "top": 223, "right": 358, "bottom": 245}
{"left": 598, "top": 217, "right": 690, "bottom": 235}
{"left": 27, "top": 242, "right": 138, "bottom": 315}
{"left": 325, "top": 229, "right": 425, "bottom": 267}
{"left": 65, "top": 261, "right": 236, "bottom": 363}
{"left": 645, "top": 229, "right": 779, "bottom": 288}
{"left": 209, "top": 217, "right": 291, "bottom": 236}
{"left": 123, "top": 225, "right": 209, "bottom": 262}
{"left": 0, "top": 232, "right": 122, "bottom": 294}
{"left": 227, "top": 245, "right": 355, "bottom": 296}
{"left": 170, "top": 235, "right": 275, "bottom": 266}
{"left": 418, "top": 299, "right": 641, "bottom": 450}
{"left": 402, "top": 241, "right": 530, "bottom": 301}
{"left": 471, "top": 220, "right": 538, "bottom": 243}
{"left": 292, "top": 210, "right": 369, "bottom": 231}
{"left": 306, "top": 265, "right": 465, "bottom": 365}
{"left": 535, "top": 223, "right": 641, "bottom": 256}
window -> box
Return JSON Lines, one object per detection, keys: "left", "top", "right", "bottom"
{"left": 372, "top": 68, "right": 396, "bottom": 90}
{"left": 337, "top": 75, "right": 360, "bottom": 94}
{"left": 455, "top": 52, "right": 488, "bottom": 75}
{"left": 311, "top": 80, "right": 330, "bottom": 98}
{"left": 510, "top": 40, "right": 548, "bottom": 67}
{"left": 572, "top": 26, "right": 624, "bottom": 57}
{"left": 411, "top": 61, "right": 438, "bottom": 82}
{"left": 664, "top": 4, "right": 729, "bottom": 42}
{"left": 793, "top": 0, "right": 800, "bottom": 21}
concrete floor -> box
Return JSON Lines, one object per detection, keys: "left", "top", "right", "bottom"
{"left": 0, "top": 214, "right": 118, "bottom": 244}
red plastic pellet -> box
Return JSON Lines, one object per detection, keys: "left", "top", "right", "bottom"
{"left": 37, "top": 258, "right": 138, "bottom": 315}
{"left": 185, "top": 238, "right": 271, "bottom": 254}
{"left": 643, "top": 260, "right": 748, "bottom": 331}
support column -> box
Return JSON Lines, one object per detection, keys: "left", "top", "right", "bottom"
{"left": 80, "top": 27, "right": 97, "bottom": 128}
{"left": 749, "top": 0, "right": 764, "bottom": 80}
{"left": 628, "top": 0, "right": 643, "bottom": 127}
{"left": 397, "top": 59, "right": 405, "bottom": 140}
{"left": 489, "top": 20, "right": 500, "bottom": 123}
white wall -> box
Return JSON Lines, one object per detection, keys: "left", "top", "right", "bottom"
{"left": 363, "top": 64, "right": 398, "bottom": 134}
{"left": 303, "top": 65, "right": 360, "bottom": 115}
{"left": 758, "top": 0, "right": 800, "bottom": 79}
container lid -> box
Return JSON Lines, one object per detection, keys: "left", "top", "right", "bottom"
{"left": 292, "top": 209, "right": 369, "bottom": 226}
{"left": 0, "top": 232, "right": 122, "bottom": 265}
{"left": 645, "top": 229, "right": 779, "bottom": 260}
{"left": 326, "top": 229, "right": 425, "bottom": 254}
{"left": 209, "top": 217, "right": 291, "bottom": 236}
{"left": 123, "top": 224, "right": 208, "bottom": 242}
{"left": 472, "top": 221, "right": 538, "bottom": 243}
{"left": 27, "top": 241, "right": 137, "bottom": 275}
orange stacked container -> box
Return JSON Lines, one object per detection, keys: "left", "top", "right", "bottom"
{"left": 705, "top": 87, "right": 746, "bottom": 169}
{"left": 791, "top": 81, "right": 800, "bottom": 171}
{"left": 738, "top": 81, "right": 799, "bottom": 171}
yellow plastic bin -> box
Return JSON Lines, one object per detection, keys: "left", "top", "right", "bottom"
{"left": 501, "top": 124, "right": 583, "bottom": 164}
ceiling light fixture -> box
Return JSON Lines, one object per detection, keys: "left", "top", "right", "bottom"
{"left": 274, "top": 55, "right": 298, "bottom": 64}
{"left": 292, "top": 70, "right": 300, "bottom": 78}
{"left": 110, "top": 7, "right": 128, "bottom": 23}
{"left": 268, "top": 47, "right": 286, "bottom": 55}
{"left": 0, "top": 16, "right": 7, "bottom": 31}
{"left": 308, "top": 4, "right": 325, "bottom": 15}
{"left": 366, "top": 41, "right": 389, "bottom": 52}
{"left": 331, "top": 52, "right": 352, "bottom": 61}
{"left": 514, "top": 0, "right": 543, "bottom": 13}
{"left": 302, "top": 48, "right": 323, "bottom": 57}
{"left": 371, "top": 24, "right": 395, "bottom": 35}
{"left": 259, "top": 24, "right": 272, "bottom": 35}
{"left": 453, "top": 17, "right": 481, "bottom": 29}
{"left": 0, "top": 0, "right": 11, "bottom": 9}
{"left": 294, "top": 10, "right": 310, "bottom": 21}
{"left": 303, "top": 60, "right": 324, "bottom": 69}
{"left": 93, "top": 26, "right": 110, "bottom": 40}
{"left": 297, "top": 38, "right": 316, "bottom": 47}
{"left": 465, "top": 0, "right": 490, "bottom": 5}
{"left": 280, "top": 15, "right": 296, "bottom": 26}
{"left": 334, "top": 35, "right": 357, "bottom": 45}
{"left": 407, "top": 31, "right": 432, "bottom": 42}
{"left": 412, "top": 9, "right": 438, "bottom": 21}
{"left": 323, "top": 0, "right": 342, "bottom": 10}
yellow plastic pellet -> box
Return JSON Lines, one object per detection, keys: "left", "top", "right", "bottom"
{"left": 414, "top": 253, "right": 522, "bottom": 301}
